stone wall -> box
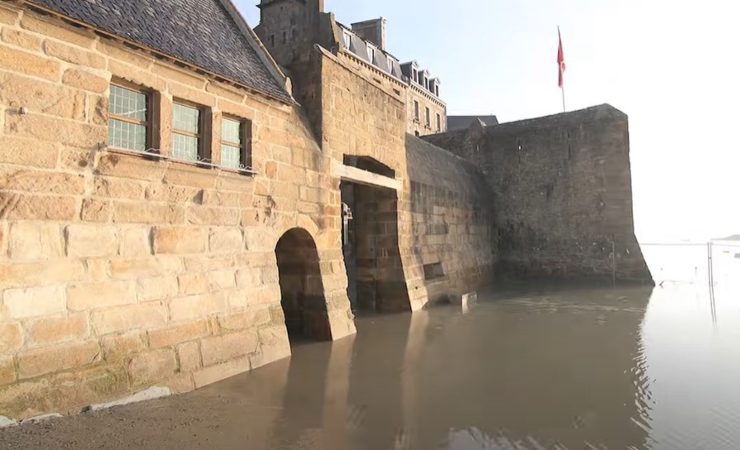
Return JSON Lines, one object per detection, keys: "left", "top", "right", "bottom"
{"left": 294, "top": 46, "right": 495, "bottom": 311}
{"left": 406, "top": 135, "right": 495, "bottom": 301}
{"left": 316, "top": 48, "right": 428, "bottom": 311}
{"left": 0, "top": 4, "right": 355, "bottom": 419}
{"left": 254, "top": 0, "right": 326, "bottom": 68}
{"left": 425, "top": 105, "right": 652, "bottom": 283}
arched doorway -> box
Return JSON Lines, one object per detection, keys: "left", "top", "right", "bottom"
{"left": 275, "top": 228, "right": 331, "bottom": 344}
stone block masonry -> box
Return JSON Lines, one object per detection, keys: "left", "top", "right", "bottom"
{"left": 425, "top": 105, "right": 652, "bottom": 283}
{"left": 406, "top": 135, "right": 496, "bottom": 301}
{"left": 0, "top": 0, "right": 649, "bottom": 422}
{"left": 0, "top": 3, "right": 355, "bottom": 419}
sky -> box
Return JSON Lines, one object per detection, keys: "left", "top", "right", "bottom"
{"left": 235, "top": 0, "right": 740, "bottom": 241}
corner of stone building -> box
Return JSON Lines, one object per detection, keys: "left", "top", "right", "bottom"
{"left": 280, "top": 47, "right": 326, "bottom": 147}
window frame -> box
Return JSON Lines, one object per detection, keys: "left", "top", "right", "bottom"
{"left": 414, "top": 100, "right": 420, "bottom": 122}
{"left": 108, "top": 80, "right": 153, "bottom": 152}
{"left": 425, "top": 107, "right": 431, "bottom": 127}
{"left": 343, "top": 31, "right": 351, "bottom": 48}
{"left": 171, "top": 98, "right": 208, "bottom": 163}
{"left": 220, "top": 114, "right": 252, "bottom": 171}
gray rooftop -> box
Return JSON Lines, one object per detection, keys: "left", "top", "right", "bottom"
{"left": 446, "top": 115, "right": 500, "bottom": 132}
{"left": 27, "top": 0, "right": 291, "bottom": 103}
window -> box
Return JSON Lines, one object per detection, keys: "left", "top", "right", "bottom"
{"left": 414, "top": 101, "right": 419, "bottom": 121}
{"left": 108, "top": 83, "right": 149, "bottom": 151}
{"left": 172, "top": 101, "right": 205, "bottom": 162}
{"left": 282, "top": 31, "right": 287, "bottom": 44}
{"left": 270, "top": 35, "right": 275, "bottom": 47}
{"left": 220, "top": 116, "right": 251, "bottom": 170}
{"left": 424, "top": 262, "right": 445, "bottom": 280}
{"left": 436, "top": 113, "right": 441, "bottom": 132}
{"left": 425, "top": 107, "right": 430, "bottom": 127}
{"left": 343, "top": 31, "right": 351, "bottom": 48}
{"left": 368, "top": 46, "right": 375, "bottom": 63}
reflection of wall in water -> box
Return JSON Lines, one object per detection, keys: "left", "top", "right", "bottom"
{"left": 392, "top": 287, "right": 653, "bottom": 449}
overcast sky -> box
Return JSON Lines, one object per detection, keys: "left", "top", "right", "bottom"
{"left": 235, "top": 0, "right": 740, "bottom": 241}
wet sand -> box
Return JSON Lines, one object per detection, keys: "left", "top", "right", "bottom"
{"left": 2, "top": 278, "right": 740, "bottom": 449}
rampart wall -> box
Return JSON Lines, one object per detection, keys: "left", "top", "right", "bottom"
{"left": 425, "top": 105, "right": 652, "bottom": 283}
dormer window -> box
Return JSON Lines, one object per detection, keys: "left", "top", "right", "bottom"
{"left": 367, "top": 45, "right": 375, "bottom": 64}
{"left": 343, "top": 30, "right": 351, "bottom": 48}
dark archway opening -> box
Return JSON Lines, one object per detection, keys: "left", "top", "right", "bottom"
{"left": 275, "top": 228, "right": 331, "bottom": 344}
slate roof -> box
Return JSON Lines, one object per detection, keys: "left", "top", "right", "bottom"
{"left": 27, "top": 0, "right": 292, "bottom": 103}
{"left": 446, "top": 115, "right": 499, "bottom": 132}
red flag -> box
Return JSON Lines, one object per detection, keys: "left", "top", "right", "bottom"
{"left": 557, "top": 28, "right": 566, "bottom": 88}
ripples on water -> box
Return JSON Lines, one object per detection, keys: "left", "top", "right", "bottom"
{"left": 2, "top": 247, "right": 739, "bottom": 450}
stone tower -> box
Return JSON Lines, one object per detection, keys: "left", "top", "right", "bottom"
{"left": 254, "top": 0, "right": 325, "bottom": 67}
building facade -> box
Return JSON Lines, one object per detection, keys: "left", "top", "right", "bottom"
{"left": 255, "top": 1, "right": 447, "bottom": 136}
{"left": 0, "top": 0, "right": 648, "bottom": 421}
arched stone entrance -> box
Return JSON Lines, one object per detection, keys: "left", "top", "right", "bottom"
{"left": 275, "top": 228, "right": 331, "bottom": 344}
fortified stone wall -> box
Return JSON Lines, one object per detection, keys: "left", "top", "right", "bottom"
{"left": 307, "top": 47, "right": 497, "bottom": 311}
{"left": 314, "top": 47, "right": 425, "bottom": 311}
{"left": 0, "top": 4, "right": 355, "bottom": 419}
{"left": 0, "top": 2, "right": 499, "bottom": 420}
{"left": 406, "top": 135, "right": 495, "bottom": 301}
{"left": 425, "top": 105, "right": 652, "bottom": 283}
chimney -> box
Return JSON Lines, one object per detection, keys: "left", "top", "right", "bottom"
{"left": 351, "top": 18, "right": 386, "bottom": 50}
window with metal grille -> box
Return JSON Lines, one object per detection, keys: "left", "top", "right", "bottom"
{"left": 172, "top": 101, "right": 204, "bottom": 162}
{"left": 108, "top": 83, "right": 149, "bottom": 151}
{"left": 220, "top": 116, "right": 251, "bottom": 170}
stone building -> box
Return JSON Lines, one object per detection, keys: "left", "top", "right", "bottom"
{"left": 255, "top": 1, "right": 447, "bottom": 136}
{"left": 0, "top": 0, "right": 648, "bottom": 420}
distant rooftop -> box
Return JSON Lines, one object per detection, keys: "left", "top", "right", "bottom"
{"left": 336, "top": 20, "right": 442, "bottom": 99}
{"left": 447, "top": 115, "right": 500, "bottom": 132}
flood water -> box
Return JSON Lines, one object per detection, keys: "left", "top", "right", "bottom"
{"left": 2, "top": 247, "right": 740, "bottom": 449}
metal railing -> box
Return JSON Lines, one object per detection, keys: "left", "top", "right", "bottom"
{"left": 100, "top": 145, "right": 258, "bottom": 175}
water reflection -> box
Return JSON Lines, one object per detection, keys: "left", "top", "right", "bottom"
{"left": 263, "top": 285, "right": 655, "bottom": 449}
{"left": 5, "top": 256, "right": 740, "bottom": 449}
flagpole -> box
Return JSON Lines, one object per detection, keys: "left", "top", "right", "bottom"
{"left": 562, "top": 83, "right": 566, "bottom": 113}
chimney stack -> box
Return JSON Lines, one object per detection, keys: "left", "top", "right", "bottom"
{"left": 351, "top": 18, "right": 386, "bottom": 50}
